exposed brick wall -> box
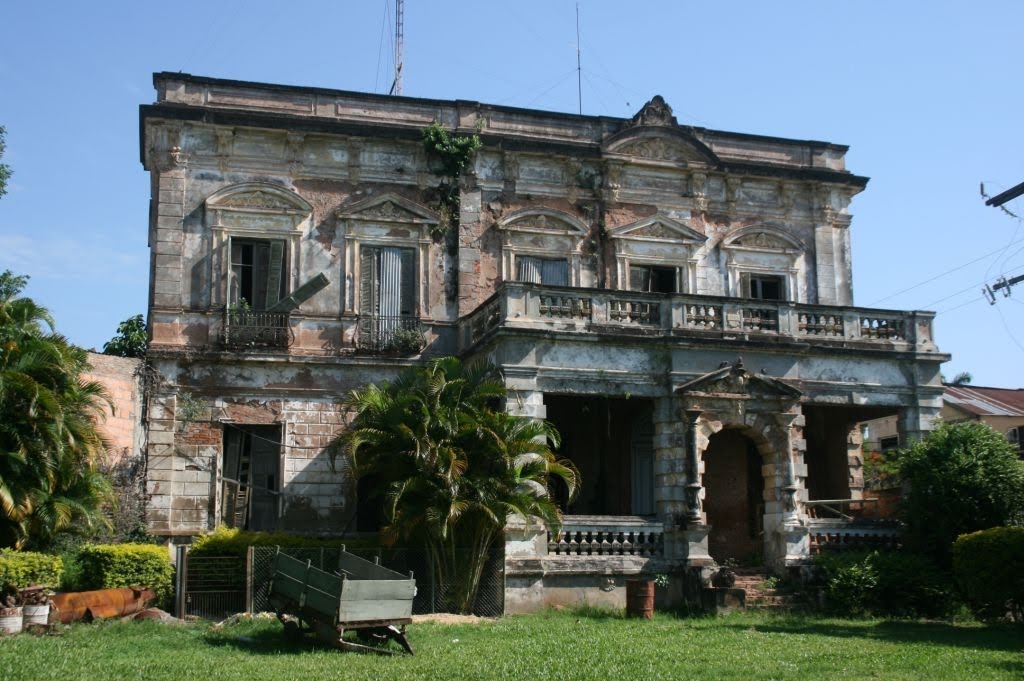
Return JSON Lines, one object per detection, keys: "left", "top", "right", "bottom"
{"left": 84, "top": 352, "right": 144, "bottom": 465}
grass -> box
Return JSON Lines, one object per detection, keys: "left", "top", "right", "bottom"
{"left": 0, "top": 610, "right": 1021, "bottom": 680}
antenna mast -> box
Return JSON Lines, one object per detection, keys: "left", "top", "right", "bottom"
{"left": 575, "top": 3, "right": 582, "bottom": 115}
{"left": 391, "top": 0, "right": 404, "bottom": 95}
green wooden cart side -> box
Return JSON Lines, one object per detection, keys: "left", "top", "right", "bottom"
{"left": 267, "top": 547, "right": 416, "bottom": 655}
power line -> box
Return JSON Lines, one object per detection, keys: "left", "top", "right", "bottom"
{"left": 868, "top": 236, "right": 1024, "bottom": 306}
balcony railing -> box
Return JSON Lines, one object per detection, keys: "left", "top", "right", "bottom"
{"left": 223, "top": 310, "right": 291, "bottom": 349}
{"left": 460, "top": 282, "right": 936, "bottom": 352}
{"left": 356, "top": 315, "right": 423, "bottom": 354}
{"left": 548, "top": 516, "right": 664, "bottom": 557}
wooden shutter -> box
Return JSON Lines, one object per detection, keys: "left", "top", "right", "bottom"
{"left": 629, "top": 266, "right": 650, "bottom": 292}
{"left": 399, "top": 248, "right": 416, "bottom": 317}
{"left": 359, "top": 246, "right": 377, "bottom": 316}
{"left": 264, "top": 240, "right": 285, "bottom": 308}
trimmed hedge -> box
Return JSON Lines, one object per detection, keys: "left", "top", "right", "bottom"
{"left": 189, "top": 526, "right": 378, "bottom": 558}
{"left": 953, "top": 526, "right": 1024, "bottom": 622}
{"left": 76, "top": 544, "right": 174, "bottom": 604}
{"left": 0, "top": 550, "right": 63, "bottom": 590}
{"left": 816, "top": 550, "right": 953, "bottom": 618}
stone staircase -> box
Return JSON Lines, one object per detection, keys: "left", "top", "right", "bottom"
{"left": 731, "top": 568, "right": 803, "bottom": 611}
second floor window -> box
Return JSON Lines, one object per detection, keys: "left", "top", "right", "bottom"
{"left": 744, "top": 273, "right": 785, "bottom": 301}
{"left": 517, "top": 256, "right": 569, "bottom": 286}
{"left": 231, "top": 239, "right": 286, "bottom": 310}
{"left": 630, "top": 265, "right": 677, "bottom": 294}
{"left": 360, "top": 246, "right": 416, "bottom": 319}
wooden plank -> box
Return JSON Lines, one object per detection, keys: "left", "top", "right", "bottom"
{"left": 339, "top": 579, "right": 417, "bottom": 602}
{"left": 337, "top": 599, "right": 415, "bottom": 622}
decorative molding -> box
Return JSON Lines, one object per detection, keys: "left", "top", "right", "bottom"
{"left": 205, "top": 182, "right": 313, "bottom": 216}
{"left": 610, "top": 214, "right": 706, "bottom": 244}
{"left": 337, "top": 193, "right": 439, "bottom": 225}
{"left": 624, "top": 95, "right": 678, "bottom": 128}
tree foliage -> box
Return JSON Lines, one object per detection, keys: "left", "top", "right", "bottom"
{"left": 330, "top": 357, "right": 578, "bottom": 613}
{"left": 0, "top": 126, "right": 11, "bottom": 199}
{"left": 0, "top": 270, "right": 112, "bottom": 549}
{"left": 897, "top": 421, "right": 1024, "bottom": 566}
{"left": 102, "top": 314, "right": 148, "bottom": 358}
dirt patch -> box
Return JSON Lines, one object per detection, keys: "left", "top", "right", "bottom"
{"left": 412, "top": 613, "right": 495, "bottom": 625}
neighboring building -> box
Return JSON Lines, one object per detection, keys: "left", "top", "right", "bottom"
{"left": 83, "top": 352, "right": 145, "bottom": 466}
{"left": 139, "top": 73, "right": 947, "bottom": 611}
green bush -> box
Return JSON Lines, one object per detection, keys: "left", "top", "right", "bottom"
{"left": 189, "top": 526, "right": 378, "bottom": 558}
{"left": 0, "top": 549, "right": 63, "bottom": 590}
{"left": 76, "top": 544, "right": 174, "bottom": 604}
{"left": 816, "top": 550, "right": 953, "bottom": 618}
{"left": 953, "top": 526, "right": 1024, "bottom": 622}
{"left": 897, "top": 422, "right": 1024, "bottom": 566}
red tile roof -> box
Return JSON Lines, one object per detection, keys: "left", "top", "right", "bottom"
{"left": 944, "top": 385, "right": 1024, "bottom": 417}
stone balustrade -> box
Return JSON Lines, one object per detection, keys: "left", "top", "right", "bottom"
{"left": 547, "top": 516, "right": 664, "bottom": 557}
{"left": 460, "top": 282, "right": 936, "bottom": 351}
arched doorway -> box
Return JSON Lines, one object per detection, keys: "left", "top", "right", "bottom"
{"left": 703, "top": 429, "right": 764, "bottom": 563}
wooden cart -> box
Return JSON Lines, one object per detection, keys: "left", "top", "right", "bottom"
{"left": 267, "top": 547, "right": 416, "bottom": 655}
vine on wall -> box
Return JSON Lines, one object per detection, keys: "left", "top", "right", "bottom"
{"left": 421, "top": 122, "right": 482, "bottom": 239}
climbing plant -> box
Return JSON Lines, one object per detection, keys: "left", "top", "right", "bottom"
{"left": 421, "top": 122, "right": 482, "bottom": 238}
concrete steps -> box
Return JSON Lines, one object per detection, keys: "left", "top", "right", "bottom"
{"left": 731, "top": 568, "right": 804, "bottom": 612}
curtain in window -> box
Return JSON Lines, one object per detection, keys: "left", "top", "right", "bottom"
{"left": 378, "top": 247, "right": 403, "bottom": 336}
{"left": 517, "top": 256, "right": 568, "bottom": 285}
{"left": 541, "top": 259, "right": 569, "bottom": 286}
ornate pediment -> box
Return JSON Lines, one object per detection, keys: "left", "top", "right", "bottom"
{"left": 611, "top": 215, "right": 707, "bottom": 243}
{"left": 675, "top": 359, "right": 802, "bottom": 401}
{"left": 613, "top": 136, "right": 709, "bottom": 165}
{"left": 625, "top": 95, "right": 678, "bottom": 128}
{"left": 205, "top": 182, "right": 312, "bottom": 215}
{"left": 498, "top": 208, "right": 589, "bottom": 235}
{"left": 338, "top": 193, "right": 438, "bottom": 224}
{"left": 723, "top": 228, "right": 802, "bottom": 252}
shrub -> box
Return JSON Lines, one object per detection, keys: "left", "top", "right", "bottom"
{"left": 0, "top": 549, "right": 63, "bottom": 590}
{"left": 189, "top": 526, "right": 378, "bottom": 558}
{"left": 76, "top": 544, "right": 174, "bottom": 604}
{"left": 897, "top": 422, "right": 1024, "bottom": 566}
{"left": 816, "top": 550, "right": 953, "bottom": 618}
{"left": 953, "top": 526, "right": 1024, "bottom": 622}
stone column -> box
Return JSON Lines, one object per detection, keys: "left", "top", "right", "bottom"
{"left": 684, "top": 409, "right": 704, "bottom": 525}
{"left": 896, "top": 403, "right": 939, "bottom": 446}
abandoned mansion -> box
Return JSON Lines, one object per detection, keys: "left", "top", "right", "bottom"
{"left": 139, "top": 72, "right": 947, "bottom": 611}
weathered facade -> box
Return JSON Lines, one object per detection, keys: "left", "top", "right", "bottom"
{"left": 140, "top": 73, "right": 947, "bottom": 612}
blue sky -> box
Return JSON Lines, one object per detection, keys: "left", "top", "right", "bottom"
{"left": 1, "top": 1, "right": 1022, "bottom": 385}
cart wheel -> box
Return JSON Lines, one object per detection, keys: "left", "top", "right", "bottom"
{"left": 282, "top": 619, "right": 303, "bottom": 643}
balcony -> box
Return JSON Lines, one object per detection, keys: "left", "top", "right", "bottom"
{"left": 460, "top": 282, "right": 937, "bottom": 353}
{"left": 356, "top": 315, "right": 424, "bottom": 354}
{"left": 222, "top": 310, "right": 291, "bottom": 349}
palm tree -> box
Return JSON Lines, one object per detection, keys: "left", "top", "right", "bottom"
{"left": 0, "top": 271, "right": 112, "bottom": 548}
{"left": 331, "top": 357, "right": 578, "bottom": 613}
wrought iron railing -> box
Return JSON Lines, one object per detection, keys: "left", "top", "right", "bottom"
{"left": 356, "top": 315, "right": 423, "bottom": 354}
{"left": 223, "top": 310, "right": 291, "bottom": 349}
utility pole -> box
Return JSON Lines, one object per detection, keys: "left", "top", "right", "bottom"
{"left": 390, "top": 0, "right": 404, "bottom": 96}
{"left": 984, "top": 273, "right": 1024, "bottom": 305}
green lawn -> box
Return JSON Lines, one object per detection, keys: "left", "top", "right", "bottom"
{"left": 0, "top": 610, "right": 1021, "bottom": 680}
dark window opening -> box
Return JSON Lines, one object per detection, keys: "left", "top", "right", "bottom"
{"left": 221, "top": 424, "right": 282, "bottom": 531}
{"left": 879, "top": 435, "right": 900, "bottom": 451}
{"left": 630, "top": 265, "right": 677, "bottom": 293}
{"left": 516, "top": 256, "right": 569, "bottom": 286}
{"left": 230, "top": 239, "right": 286, "bottom": 311}
{"left": 744, "top": 273, "right": 785, "bottom": 301}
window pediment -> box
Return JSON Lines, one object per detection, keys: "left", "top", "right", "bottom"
{"left": 610, "top": 215, "right": 707, "bottom": 244}
{"left": 723, "top": 227, "right": 803, "bottom": 253}
{"left": 337, "top": 193, "right": 438, "bottom": 226}
{"left": 206, "top": 182, "right": 312, "bottom": 217}
{"left": 604, "top": 129, "right": 718, "bottom": 168}
{"left": 497, "top": 208, "right": 589, "bottom": 236}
